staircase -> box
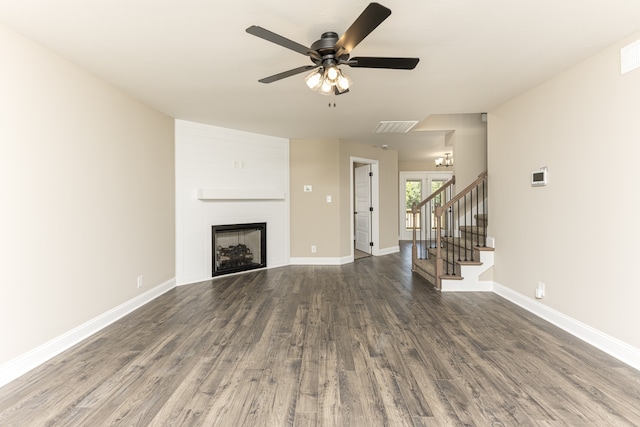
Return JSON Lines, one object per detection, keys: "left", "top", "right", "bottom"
{"left": 411, "top": 171, "right": 494, "bottom": 291}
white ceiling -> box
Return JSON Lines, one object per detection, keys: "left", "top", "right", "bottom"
{"left": 2, "top": 0, "right": 640, "bottom": 161}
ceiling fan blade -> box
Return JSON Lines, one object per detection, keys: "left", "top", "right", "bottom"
{"left": 258, "top": 65, "right": 318, "bottom": 83}
{"left": 335, "top": 3, "right": 391, "bottom": 57}
{"left": 348, "top": 57, "right": 420, "bottom": 70}
{"left": 246, "top": 25, "right": 312, "bottom": 56}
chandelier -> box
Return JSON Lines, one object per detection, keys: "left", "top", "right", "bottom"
{"left": 435, "top": 153, "right": 453, "bottom": 167}
{"left": 304, "top": 61, "right": 352, "bottom": 95}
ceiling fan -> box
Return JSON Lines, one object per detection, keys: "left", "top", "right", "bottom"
{"left": 246, "top": 2, "right": 419, "bottom": 95}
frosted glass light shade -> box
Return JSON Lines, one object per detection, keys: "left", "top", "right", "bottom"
{"left": 325, "top": 65, "right": 339, "bottom": 82}
{"left": 305, "top": 69, "right": 323, "bottom": 91}
{"left": 319, "top": 79, "right": 333, "bottom": 95}
{"left": 336, "top": 72, "right": 351, "bottom": 92}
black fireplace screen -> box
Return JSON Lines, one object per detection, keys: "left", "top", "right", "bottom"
{"left": 212, "top": 222, "right": 266, "bottom": 276}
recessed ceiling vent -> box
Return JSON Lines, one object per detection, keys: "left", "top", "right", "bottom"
{"left": 621, "top": 39, "right": 640, "bottom": 74}
{"left": 373, "top": 120, "right": 418, "bottom": 134}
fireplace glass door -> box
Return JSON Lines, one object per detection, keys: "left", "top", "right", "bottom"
{"left": 212, "top": 222, "right": 266, "bottom": 277}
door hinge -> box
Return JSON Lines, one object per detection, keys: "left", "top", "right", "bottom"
{"left": 370, "top": 242, "right": 374, "bottom": 247}
{"left": 369, "top": 207, "right": 373, "bottom": 212}
{"left": 369, "top": 171, "right": 373, "bottom": 177}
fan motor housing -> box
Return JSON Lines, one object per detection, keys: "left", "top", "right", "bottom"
{"left": 311, "top": 32, "right": 339, "bottom": 53}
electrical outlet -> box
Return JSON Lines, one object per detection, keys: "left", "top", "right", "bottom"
{"left": 311, "top": 245, "right": 317, "bottom": 253}
{"left": 137, "top": 275, "right": 144, "bottom": 288}
{"left": 536, "top": 282, "right": 545, "bottom": 299}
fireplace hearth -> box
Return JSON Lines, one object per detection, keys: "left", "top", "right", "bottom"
{"left": 212, "top": 222, "right": 266, "bottom": 277}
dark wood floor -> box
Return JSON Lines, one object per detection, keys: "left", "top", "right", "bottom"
{"left": 1, "top": 245, "right": 640, "bottom": 426}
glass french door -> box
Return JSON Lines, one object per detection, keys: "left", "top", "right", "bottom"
{"left": 399, "top": 172, "right": 453, "bottom": 240}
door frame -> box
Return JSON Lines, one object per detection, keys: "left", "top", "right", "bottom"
{"left": 350, "top": 157, "right": 379, "bottom": 259}
{"left": 354, "top": 164, "right": 373, "bottom": 254}
{"left": 399, "top": 171, "right": 453, "bottom": 241}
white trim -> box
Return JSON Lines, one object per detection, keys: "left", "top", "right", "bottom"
{"left": 442, "top": 280, "right": 493, "bottom": 292}
{"left": 350, "top": 157, "right": 380, "bottom": 262}
{"left": 289, "top": 256, "right": 351, "bottom": 266}
{"left": 197, "top": 188, "right": 285, "bottom": 200}
{"left": 441, "top": 250, "right": 494, "bottom": 292}
{"left": 376, "top": 245, "right": 400, "bottom": 256}
{"left": 0, "top": 278, "right": 176, "bottom": 388}
{"left": 493, "top": 282, "right": 640, "bottom": 372}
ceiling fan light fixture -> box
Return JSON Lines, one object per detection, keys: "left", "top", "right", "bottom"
{"left": 336, "top": 72, "right": 351, "bottom": 92}
{"left": 325, "top": 65, "right": 340, "bottom": 83}
{"left": 319, "top": 79, "right": 333, "bottom": 95}
{"left": 305, "top": 68, "right": 324, "bottom": 90}
{"left": 247, "top": 3, "right": 420, "bottom": 96}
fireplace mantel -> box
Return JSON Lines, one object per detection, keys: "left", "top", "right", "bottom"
{"left": 197, "top": 188, "right": 285, "bottom": 200}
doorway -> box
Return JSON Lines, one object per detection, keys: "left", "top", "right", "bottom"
{"left": 354, "top": 164, "right": 372, "bottom": 257}
{"left": 399, "top": 172, "right": 453, "bottom": 241}
{"left": 350, "top": 157, "right": 379, "bottom": 261}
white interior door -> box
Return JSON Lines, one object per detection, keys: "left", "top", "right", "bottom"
{"left": 354, "top": 164, "right": 372, "bottom": 253}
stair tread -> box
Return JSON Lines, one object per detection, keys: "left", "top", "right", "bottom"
{"left": 456, "top": 260, "right": 483, "bottom": 266}
{"left": 412, "top": 212, "right": 491, "bottom": 288}
{"left": 427, "top": 246, "right": 484, "bottom": 262}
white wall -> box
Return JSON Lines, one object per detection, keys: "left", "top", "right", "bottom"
{"left": 0, "top": 25, "right": 175, "bottom": 368}
{"left": 175, "top": 120, "right": 290, "bottom": 285}
{"left": 489, "top": 30, "right": 640, "bottom": 350}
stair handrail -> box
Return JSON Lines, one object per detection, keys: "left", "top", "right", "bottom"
{"left": 435, "top": 170, "right": 488, "bottom": 216}
{"left": 411, "top": 176, "right": 456, "bottom": 260}
{"left": 433, "top": 170, "right": 488, "bottom": 289}
{"left": 412, "top": 176, "right": 456, "bottom": 213}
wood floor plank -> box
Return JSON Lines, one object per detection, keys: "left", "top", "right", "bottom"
{"left": 1, "top": 242, "right": 640, "bottom": 426}
{"left": 318, "top": 341, "right": 339, "bottom": 427}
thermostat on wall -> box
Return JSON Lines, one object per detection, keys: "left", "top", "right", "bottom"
{"left": 531, "top": 167, "right": 548, "bottom": 187}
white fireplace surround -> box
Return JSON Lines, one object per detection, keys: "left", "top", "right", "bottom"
{"left": 175, "top": 120, "right": 290, "bottom": 285}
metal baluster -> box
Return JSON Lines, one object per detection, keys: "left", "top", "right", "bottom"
{"left": 463, "top": 194, "right": 468, "bottom": 262}
{"left": 464, "top": 186, "right": 478, "bottom": 261}
{"left": 482, "top": 179, "right": 487, "bottom": 247}
{"left": 417, "top": 206, "right": 424, "bottom": 259}
{"left": 426, "top": 200, "right": 430, "bottom": 257}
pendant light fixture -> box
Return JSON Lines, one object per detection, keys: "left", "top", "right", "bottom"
{"left": 435, "top": 153, "right": 453, "bottom": 167}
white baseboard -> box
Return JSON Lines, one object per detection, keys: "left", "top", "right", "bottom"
{"left": 0, "top": 278, "right": 176, "bottom": 388}
{"left": 493, "top": 282, "right": 640, "bottom": 372}
{"left": 289, "top": 256, "right": 351, "bottom": 265}
{"left": 375, "top": 245, "right": 400, "bottom": 256}
{"left": 442, "top": 280, "right": 493, "bottom": 292}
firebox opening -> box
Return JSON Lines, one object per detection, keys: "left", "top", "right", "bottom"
{"left": 212, "top": 222, "right": 266, "bottom": 277}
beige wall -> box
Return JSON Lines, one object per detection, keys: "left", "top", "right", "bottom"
{"left": 290, "top": 139, "right": 398, "bottom": 259}
{"left": 399, "top": 161, "right": 440, "bottom": 172}
{"left": 451, "top": 114, "right": 487, "bottom": 187}
{"left": 409, "top": 113, "right": 487, "bottom": 186}
{"left": 290, "top": 139, "right": 341, "bottom": 257}
{"left": 0, "top": 25, "right": 175, "bottom": 365}
{"left": 489, "top": 30, "right": 640, "bottom": 348}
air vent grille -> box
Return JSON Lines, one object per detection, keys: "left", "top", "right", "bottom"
{"left": 373, "top": 120, "right": 418, "bottom": 134}
{"left": 621, "top": 39, "right": 640, "bottom": 75}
